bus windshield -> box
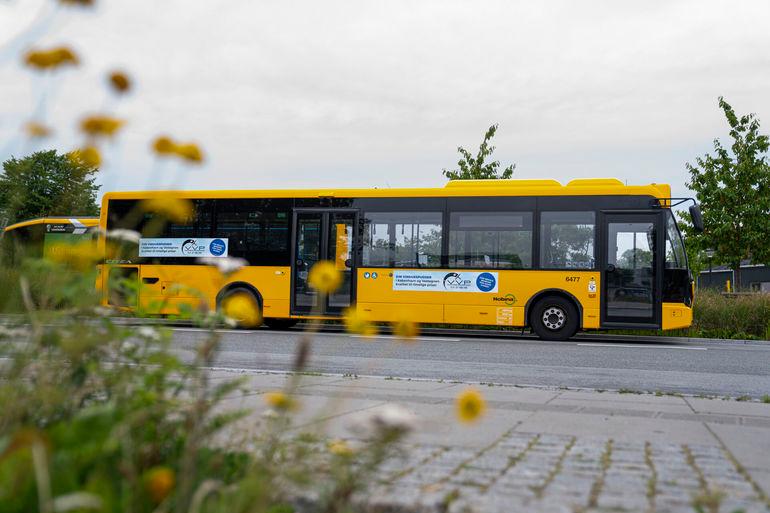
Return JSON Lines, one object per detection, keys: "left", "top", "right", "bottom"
{"left": 665, "top": 212, "right": 687, "bottom": 270}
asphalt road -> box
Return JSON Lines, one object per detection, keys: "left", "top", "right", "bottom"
{"left": 169, "top": 328, "right": 770, "bottom": 398}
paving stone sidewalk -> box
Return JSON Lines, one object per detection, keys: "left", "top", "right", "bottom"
{"left": 214, "top": 370, "right": 770, "bottom": 513}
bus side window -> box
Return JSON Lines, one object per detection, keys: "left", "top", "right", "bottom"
{"left": 539, "top": 211, "right": 596, "bottom": 270}
{"left": 362, "top": 212, "right": 442, "bottom": 268}
{"left": 448, "top": 211, "right": 533, "bottom": 269}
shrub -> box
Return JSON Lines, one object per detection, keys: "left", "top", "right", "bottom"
{"left": 691, "top": 289, "right": 770, "bottom": 339}
{"left": 0, "top": 260, "right": 409, "bottom": 512}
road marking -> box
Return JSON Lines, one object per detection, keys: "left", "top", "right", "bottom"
{"left": 172, "top": 327, "right": 257, "bottom": 334}
{"left": 350, "top": 334, "right": 462, "bottom": 342}
{"left": 577, "top": 343, "right": 707, "bottom": 351}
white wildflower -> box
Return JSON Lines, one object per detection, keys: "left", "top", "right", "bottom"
{"left": 107, "top": 229, "right": 141, "bottom": 245}
{"left": 92, "top": 306, "right": 113, "bottom": 317}
{"left": 136, "top": 326, "right": 160, "bottom": 341}
{"left": 197, "top": 256, "right": 248, "bottom": 275}
{"left": 348, "top": 403, "right": 416, "bottom": 437}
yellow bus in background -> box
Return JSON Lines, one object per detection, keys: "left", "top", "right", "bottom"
{"left": 98, "top": 179, "right": 700, "bottom": 340}
{"left": 2, "top": 217, "right": 99, "bottom": 265}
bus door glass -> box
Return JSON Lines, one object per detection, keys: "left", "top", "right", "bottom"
{"left": 603, "top": 213, "right": 659, "bottom": 325}
{"left": 292, "top": 210, "right": 356, "bottom": 315}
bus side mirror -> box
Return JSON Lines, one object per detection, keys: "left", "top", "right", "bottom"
{"left": 689, "top": 204, "right": 704, "bottom": 232}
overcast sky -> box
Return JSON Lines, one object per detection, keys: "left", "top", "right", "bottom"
{"left": 1, "top": 0, "right": 769, "bottom": 199}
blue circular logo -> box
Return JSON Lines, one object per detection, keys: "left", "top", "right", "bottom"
{"left": 209, "top": 238, "right": 226, "bottom": 256}
{"left": 476, "top": 272, "right": 496, "bottom": 292}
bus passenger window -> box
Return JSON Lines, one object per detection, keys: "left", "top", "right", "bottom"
{"left": 448, "top": 212, "right": 532, "bottom": 269}
{"left": 539, "top": 211, "right": 595, "bottom": 269}
{"left": 362, "top": 212, "right": 442, "bottom": 268}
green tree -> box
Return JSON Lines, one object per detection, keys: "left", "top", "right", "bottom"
{"left": 0, "top": 149, "right": 100, "bottom": 226}
{"left": 443, "top": 124, "right": 516, "bottom": 180}
{"left": 684, "top": 97, "right": 770, "bottom": 291}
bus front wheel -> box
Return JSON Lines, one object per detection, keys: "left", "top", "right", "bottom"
{"left": 219, "top": 287, "right": 262, "bottom": 329}
{"left": 529, "top": 296, "right": 579, "bottom": 341}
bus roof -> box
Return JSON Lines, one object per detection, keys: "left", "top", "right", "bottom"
{"left": 3, "top": 217, "right": 100, "bottom": 233}
{"left": 101, "top": 178, "right": 672, "bottom": 202}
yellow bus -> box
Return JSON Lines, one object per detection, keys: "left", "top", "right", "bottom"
{"left": 2, "top": 217, "right": 99, "bottom": 265}
{"left": 98, "top": 179, "right": 701, "bottom": 340}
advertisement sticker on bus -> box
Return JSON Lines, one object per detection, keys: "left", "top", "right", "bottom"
{"left": 392, "top": 270, "right": 498, "bottom": 293}
{"left": 139, "top": 238, "right": 229, "bottom": 257}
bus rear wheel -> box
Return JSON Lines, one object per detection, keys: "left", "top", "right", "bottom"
{"left": 264, "top": 318, "right": 298, "bottom": 330}
{"left": 529, "top": 296, "right": 579, "bottom": 341}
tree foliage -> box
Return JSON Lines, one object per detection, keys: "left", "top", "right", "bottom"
{"left": 443, "top": 124, "right": 516, "bottom": 180}
{"left": 0, "top": 149, "right": 100, "bottom": 226}
{"left": 684, "top": 97, "right": 770, "bottom": 290}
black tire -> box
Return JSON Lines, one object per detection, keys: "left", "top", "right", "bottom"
{"left": 529, "top": 295, "right": 579, "bottom": 341}
{"left": 218, "top": 287, "right": 262, "bottom": 329}
{"left": 264, "top": 318, "right": 298, "bottom": 330}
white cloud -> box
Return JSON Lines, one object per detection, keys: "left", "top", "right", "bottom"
{"left": 1, "top": 0, "right": 769, "bottom": 198}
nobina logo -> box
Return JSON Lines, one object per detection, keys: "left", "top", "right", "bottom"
{"left": 443, "top": 272, "right": 470, "bottom": 290}
{"left": 492, "top": 293, "right": 517, "bottom": 306}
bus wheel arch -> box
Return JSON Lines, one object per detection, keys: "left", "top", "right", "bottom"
{"left": 216, "top": 282, "right": 263, "bottom": 328}
{"left": 525, "top": 289, "right": 582, "bottom": 341}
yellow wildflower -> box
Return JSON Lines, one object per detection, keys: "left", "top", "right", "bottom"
{"left": 24, "top": 121, "right": 52, "bottom": 138}
{"left": 391, "top": 315, "right": 419, "bottom": 341}
{"left": 308, "top": 261, "right": 342, "bottom": 293}
{"left": 152, "top": 136, "right": 176, "bottom": 156}
{"left": 221, "top": 292, "right": 262, "bottom": 328}
{"left": 24, "top": 47, "right": 78, "bottom": 70}
{"left": 328, "top": 439, "right": 354, "bottom": 457}
{"left": 263, "top": 391, "right": 298, "bottom": 411}
{"left": 46, "top": 240, "right": 99, "bottom": 272}
{"left": 456, "top": 388, "right": 486, "bottom": 424}
{"left": 108, "top": 70, "right": 131, "bottom": 93}
{"left": 80, "top": 115, "right": 124, "bottom": 138}
{"left": 344, "top": 307, "right": 377, "bottom": 338}
{"left": 71, "top": 146, "right": 101, "bottom": 168}
{"left": 174, "top": 143, "right": 204, "bottom": 163}
{"left": 144, "top": 466, "right": 175, "bottom": 504}
{"left": 59, "top": 0, "right": 94, "bottom": 6}
{"left": 139, "top": 197, "right": 193, "bottom": 224}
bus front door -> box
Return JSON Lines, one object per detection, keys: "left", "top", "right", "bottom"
{"left": 602, "top": 213, "right": 661, "bottom": 328}
{"left": 291, "top": 210, "right": 356, "bottom": 316}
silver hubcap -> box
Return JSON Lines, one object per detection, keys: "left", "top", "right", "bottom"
{"left": 542, "top": 306, "right": 566, "bottom": 331}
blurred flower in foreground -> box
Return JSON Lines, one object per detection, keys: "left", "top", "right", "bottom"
{"left": 391, "top": 315, "right": 419, "bottom": 341}
{"left": 47, "top": 241, "right": 99, "bottom": 272}
{"left": 107, "top": 70, "right": 131, "bottom": 93}
{"left": 151, "top": 135, "right": 204, "bottom": 163}
{"left": 152, "top": 136, "right": 176, "bottom": 155}
{"left": 328, "top": 439, "right": 354, "bottom": 457}
{"left": 263, "top": 391, "right": 298, "bottom": 411}
{"left": 308, "top": 261, "right": 342, "bottom": 293}
{"left": 221, "top": 291, "right": 261, "bottom": 328}
{"left": 24, "top": 46, "right": 78, "bottom": 70}
{"left": 174, "top": 143, "right": 204, "bottom": 163}
{"left": 106, "top": 229, "right": 141, "bottom": 245}
{"left": 197, "top": 256, "right": 247, "bottom": 276}
{"left": 24, "top": 121, "right": 52, "bottom": 138}
{"left": 139, "top": 197, "right": 193, "bottom": 223}
{"left": 344, "top": 307, "right": 377, "bottom": 338}
{"left": 144, "top": 466, "right": 175, "bottom": 504}
{"left": 70, "top": 146, "right": 101, "bottom": 168}
{"left": 59, "top": 0, "right": 95, "bottom": 6}
{"left": 80, "top": 115, "right": 124, "bottom": 138}
{"left": 348, "top": 404, "right": 415, "bottom": 438}
{"left": 456, "top": 388, "right": 486, "bottom": 424}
